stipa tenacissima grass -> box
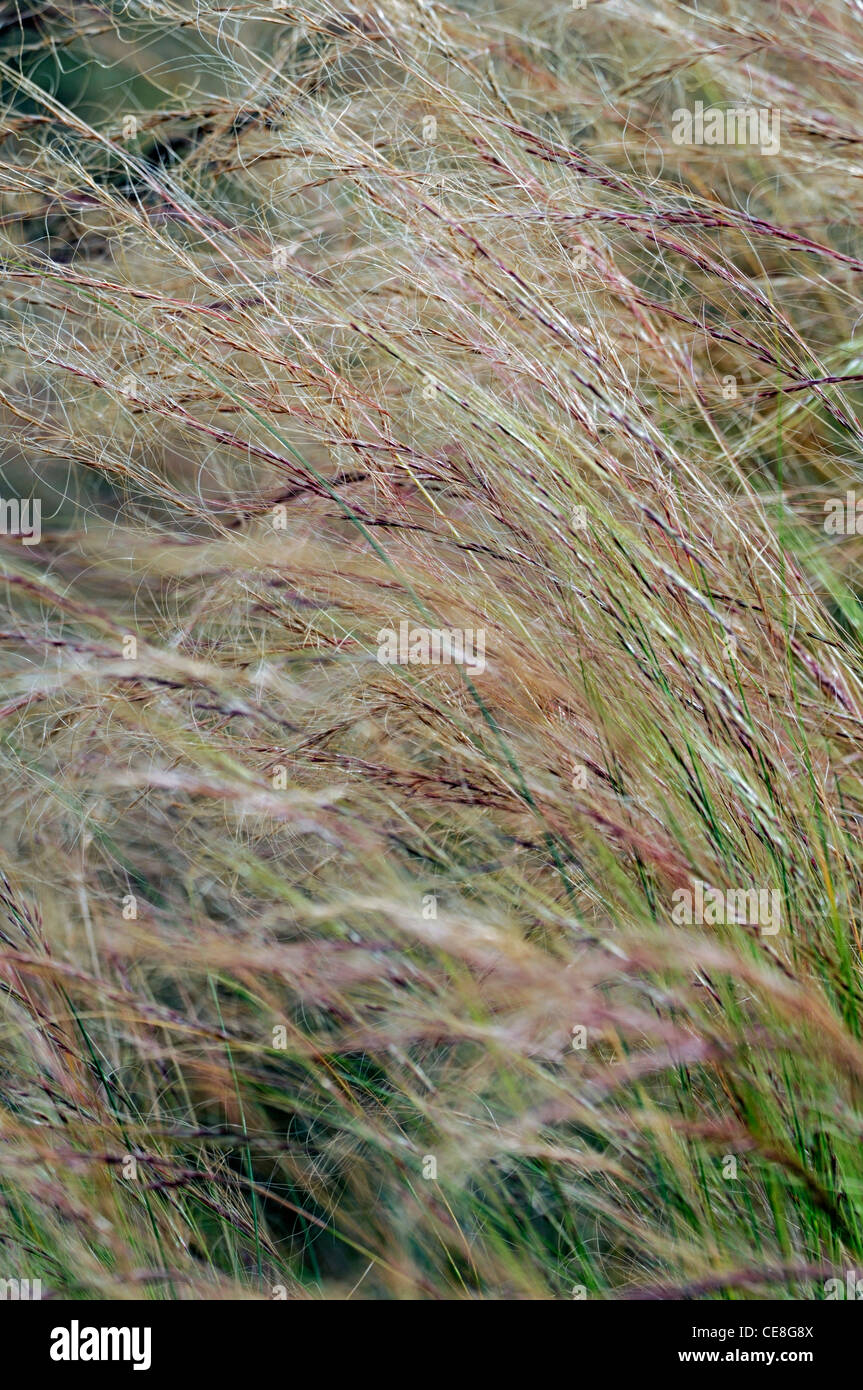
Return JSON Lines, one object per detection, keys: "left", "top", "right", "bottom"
{"left": 0, "top": 0, "right": 861, "bottom": 1299}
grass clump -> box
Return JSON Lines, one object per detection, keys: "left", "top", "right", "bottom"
{"left": 0, "top": 0, "right": 862, "bottom": 1299}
